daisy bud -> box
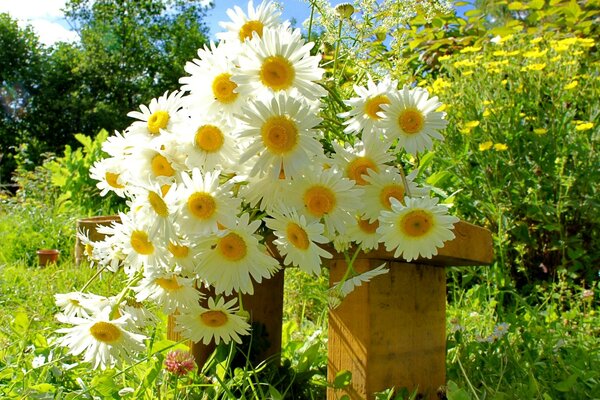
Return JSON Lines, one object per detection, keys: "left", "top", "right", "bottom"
{"left": 335, "top": 3, "right": 355, "bottom": 19}
{"left": 164, "top": 350, "right": 196, "bottom": 376}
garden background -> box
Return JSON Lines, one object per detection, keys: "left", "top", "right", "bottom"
{"left": 0, "top": 0, "right": 599, "bottom": 398}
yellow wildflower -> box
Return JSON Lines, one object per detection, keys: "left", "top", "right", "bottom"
{"left": 523, "top": 49, "right": 548, "bottom": 58}
{"left": 534, "top": 128, "right": 547, "bottom": 135}
{"left": 505, "top": 50, "right": 520, "bottom": 56}
{"left": 462, "top": 70, "right": 474, "bottom": 76}
{"left": 531, "top": 37, "right": 543, "bottom": 44}
{"left": 432, "top": 77, "right": 451, "bottom": 94}
{"left": 460, "top": 46, "right": 482, "bottom": 53}
{"left": 577, "top": 38, "right": 595, "bottom": 48}
{"left": 521, "top": 63, "right": 546, "bottom": 71}
{"left": 436, "top": 104, "right": 448, "bottom": 112}
{"left": 575, "top": 122, "right": 594, "bottom": 131}
{"left": 552, "top": 44, "right": 569, "bottom": 52}
{"left": 556, "top": 37, "right": 578, "bottom": 47}
{"left": 550, "top": 55, "right": 561, "bottom": 62}
{"left": 572, "top": 50, "right": 584, "bottom": 56}
{"left": 479, "top": 141, "right": 493, "bottom": 151}
{"left": 453, "top": 59, "right": 478, "bottom": 68}
{"left": 483, "top": 109, "right": 491, "bottom": 117}
{"left": 564, "top": 80, "right": 578, "bottom": 90}
{"left": 494, "top": 143, "right": 508, "bottom": 151}
{"left": 483, "top": 100, "right": 493, "bottom": 105}
{"left": 493, "top": 50, "right": 508, "bottom": 57}
{"left": 465, "top": 121, "right": 480, "bottom": 129}
{"left": 501, "top": 79, "right": 508, "bottom": 85}
{"left": 438, "top": 54, "right": 452, "bottom": 61}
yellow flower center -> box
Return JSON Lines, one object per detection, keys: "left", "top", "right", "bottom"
{"left": 303, "top": 185, "right": 336, "bottom": 218}
{"left": 160, "top": 184, "right": 171, "bottom": 197}
{"left": 187, "top": 192, "right": 216, "bottom": 220}
{"left": 358, "top": 218, "right": 379, "bottom": 234}
{"left": 151, "top": 154, "right": 175, "bottom": 177}
{"left": 69, "top": 299, "right": 81, "bottom": 307}
{"left": 212, "top": 73, "right": 239, "bottom": 104}
{"left": 89, "top": 321, "right": 122, "bottom": 343}
{"left": 286, "top": 222, "right": 310, "bottom": 250}
{"left": 364, "top": 95, "right": 390, "bottom": 120}
{"left": 105, "top": 172, "right": 124, "bottom": 189}
{"left": 130, "top": 230, "right": 154, "bottom": 255}
{"left": 200, "top": 310, "right": 228, "bottom": 327}
{"left": 148, "top": 191, "right": 168, "bottom": 217}
{"left": 195, "top": 125, "right": 224, "bottom": 153}
{"left": 217, "top": 232, "right": 247, "bottom": 261}
{"left": 85, "top": 243, "right": 94, "bottom": 257}
{"left": 380, "top": 184, "right": 405, "bottom": 209}
{"left": 147, "top": 110, "right": 170, "bottom": 135}
{"left": 168, "top": 242, "right": 190, "bottom": 258}
{"left": 398, "top": 108, "right": 425, "bottom": 134}
{"left": 261, "top": 116, "right": 298, "bottom": 154}
{"left": 239, "top": 20, "right": 264, "bottom": 41}
{"left": 259, "top": 56, "right": 295, "bottom": 91}
{"left": 400, "top": 210, "right": 433, "bottom": 237}
{"left": 346, "top": 157, "right": 377, "bottom": 185}
{"left": 155, "top": 277, "right": 181, "bottom": 291}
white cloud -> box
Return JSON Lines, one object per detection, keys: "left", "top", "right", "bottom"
{"left": 0, "top": 0, "right": 78, "bottom": 45}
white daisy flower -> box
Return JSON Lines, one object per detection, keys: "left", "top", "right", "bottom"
{"left": 380, "top": 86, "right": 448, "bottom": 155}
{"left": 329, "top": 263, "right": 389, "bottom": 308}
{"left": 113, "top": 211, "right": 169, "bottom": 275}
{"left": 361, "top": 168, "right": 428, "bottom": 222}
{"left": 180, "top": 41, "right": 246, "bottom": 124}
{"left": 331, "top": 138, "right": 394, "bottom": 185}
{"left": 175, "top": 297, "right": 250, "bottom": 345}
{"left": 195, "top": 213, "right": 280, "bottom": 295}
{"left": 89, "top": 157, "right": 130, "bottom": 197}
{"left": 377, "top": 197, "right": 459, "bottom": 262}
{"left": 175, "top": 168, "right": 241, "bottom": 235}
{"left": 129, "top": 145, "right": 183, "bottom": 187}
{"left": 237, "top": 92, "right": 324, "bottom": 179}
{"left": 233, "top": 25, "right": 326, "bottom": 100}
{"left": 292, "top": 167, "right": 363, "bottom": 236}
{"left": 126, "top": 91, "right": 187, "bottom": 138}
{"left": 102, "top": 130, "right": 135, "bottom": 158}
{"left": 54, "top": 292, "right": 108, "bottom": 319}
{"left": 217, "top": 0, "right": 282, "bottom": 44}
{"left": 345, "top": 216, "right": 381, "bottom": 251}
{"left": 264, "top": 205, "right": 332, "bottom": 275}
{"left": 239, "top": 171, "right": 292, "bottom": 213}
{"left": 133, "top": 273, "right": 201, "bottom": 314}
{"left": 128, "top": 181, "right": 178, "bottom": 238}
{"left": 56, "top": 307, "right": 147, "bottom": 370}
{"left": 340, "top": 76, "right": 398, "bottom": 135}
{"left": 175, "top": 112, "right": 240, "bottom": 173}
{"left": 165, "top": 235, "right": 201, "bottom": 277}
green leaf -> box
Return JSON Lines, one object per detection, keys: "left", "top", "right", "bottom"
{"left": 554, "top": 373, "right": 579, "bottom": 392}
{"left": 30, "top": 383, "right": 56, "bottom": 393}
{"left": 508, "top": 1, "right": 528, "bottom": 10}
{"left": 269, "top": 386, "right": 284, "bottom": 400}
{"left": 333, "top": 370, "right": 352, "bottom": 389}
{"left": 90, "top": 371, "right": 118, "bottom": 397}
{"left": 447, "top": 380, "right": 471, "bottom": 400}
{"left": 11, "top": 311, "right": 29, "bottom": 334}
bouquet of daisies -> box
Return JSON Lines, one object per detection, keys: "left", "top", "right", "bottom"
{"left": 55, "top": 0, "right": 458, "bottom": 370}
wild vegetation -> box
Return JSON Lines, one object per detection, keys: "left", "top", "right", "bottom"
{"left": 0, "top": 0, "right": 598, "bottom": 399}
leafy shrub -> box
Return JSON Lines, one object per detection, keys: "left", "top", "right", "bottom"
{"left": 428, "top": 31, "right": 599, "bottom": 288}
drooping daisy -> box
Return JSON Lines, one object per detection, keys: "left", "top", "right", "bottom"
{"left": 101, "top": 130, "right": 136, "bottom": 158}
{"left": 180, "top": 41, "right": 246, "bottom": 124}
{"left": 175, "top": 112, "right": 239, "bottom": 173}
{"left": 133, "top": 273, "right": 201, "bottom": 314}
{"left": 175, "top": 297, "right": 250, "bottom": 345}
{"left": 195, "top": 213, "right": 280, "bottom": 295}
{"left": 340, "top": 76, "right": 398, "bottom": 135}
{"left": 239, "top": 171, "right": 292, "bottom": 213}
{"left": 89, "top": 157, "right": 130, "bottom": 197}
{"left": 377, "top": 197, "right": 459, "bottom": 262}
{"left": 292, "top": 166, "right": 363, "bottom": 236}
{"left": 264, "top": 205, "right": 332, "bottom": 275}
{"left": 217, "top": 0, "right": 282, "bottom": 44}
{"left": 54, "top": 292, "right": 108, "bottom": 318}
{"left": 129, "top": 146, "right": 182, "bottom": 186}
{"left": 345, "top": 216, "right": 381, "bottom": 251}
{"left": 175, "top": 168, "right": 241, "bottom": 235}
{"left": 380, "top": 86, "right": 448, "bottom": 155}
{"left": 361, "top": 168, "right": 428, "bottom": 222}
{"left": 237, "top": 92, "right": 324, "bottom": 179}
{"left": 126, "top": 91, "right": 187, "bottom": 138}
{"left": 128, "top": 181, "right": 179, "bottom": 238}
{"left": 331, "top": 138, "right": 393, "bottom": 185}
{"left": 233, "top": 25, "right": 326, "bottom": 100}
{"left": 164, "top": 235, "right": 202, "bottom": 277}
{"left": 56, "top": 307, "right": 146, "bottom": 370}
{"left": 113, "top": 211, "right": 169, "bottom": 275}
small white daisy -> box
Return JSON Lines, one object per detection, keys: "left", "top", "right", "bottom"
{"left": 380, "top": 86, "right": 448, "bottom": 155}
{"left": 345, "top": 216, "right": 381, "bottom": 251}
{"left": 264, "top": 205, "right": 332, "bottom": 275}
{"left": 175, "top": 297, "right": 250, "bottom": 345}
{"left": 291, "top": 166, "right": 363, "bottom": 236}
{"left": 233, "top": 25, "right": 326, "bottom": 100}
{"left": 236, "top": 92, "right": 324, "bottom": 179}
{"left": 133, "top": 273, "right": 202, "bottom": 314}
{"left": 361, "top": 168, "right": 428, "bottom": 222}
{"left": 217, "top": 0, "right": 282, "bottom": 44}
{"left": 126, "top": 91, "right": 187, "bottom": 138}
{"left": 56, "top": 307, "right": 147, "bottom": 370}
{"left": 331, "top": 138, "right": 393, "bottom": 185}
{"left": 340, "top": 76, "right": 398, "bottom": 135}
{"left": 239, "top": 171, "right": 292, "bottom": 213}
{"left": 377, "top": 197, "right": 459, "bottom": 261}
{"left": 195, "top": 213, "right": 280, "bottom": 295}
{"left": 54, "top": 292, "right": 108, "bottom": 319}
{"left": 89, "top": 157, "right": 130, "bottom": 197}
{"left": 175, "top": 168, "right": 241, "bottom": 235}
